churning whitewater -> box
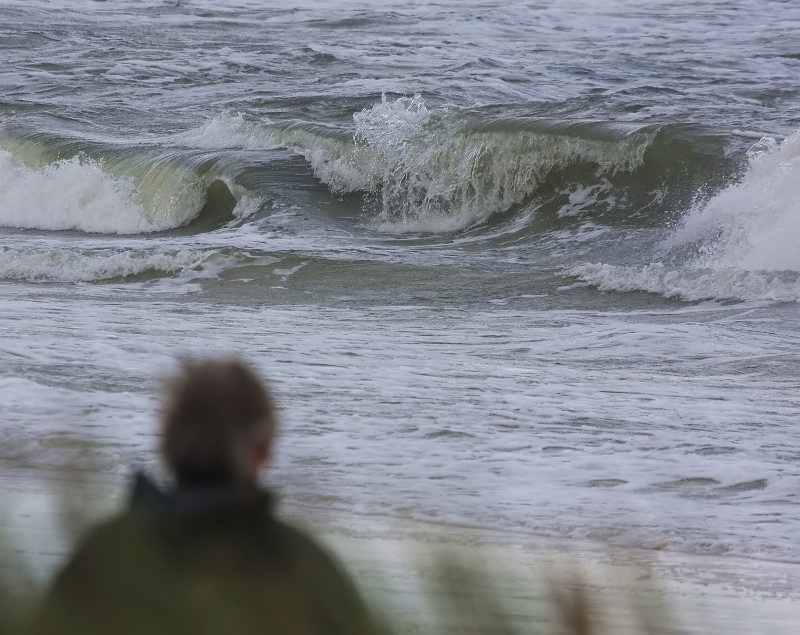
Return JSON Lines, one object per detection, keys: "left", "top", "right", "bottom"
{"left": 2, "top": 0, "right": 800, "bottom": 580}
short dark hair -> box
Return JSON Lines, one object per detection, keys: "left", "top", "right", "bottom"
{"left": 161, "top": 358, "right": 276, "bottom": 485}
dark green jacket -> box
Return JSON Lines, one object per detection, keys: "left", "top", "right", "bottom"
{"left": 35, "top": 475, "right": 379, "bottom": 634}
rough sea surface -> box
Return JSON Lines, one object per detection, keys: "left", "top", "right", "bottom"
{"left": 2, "top": 0, "right": 800, "bottom": 578}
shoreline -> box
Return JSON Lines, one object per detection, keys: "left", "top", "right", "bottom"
{"left": 3, "top": 473, "right": 800, "bottom": 633}
{"left": 304, "top": 510, "right": 800, "bottom": 634}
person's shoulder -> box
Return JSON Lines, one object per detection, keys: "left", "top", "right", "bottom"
{"left": 33, "top": 510, "right": 159, "bottom": 635}
{"left": 266, "top": 516, "right": 384, "bottom": 634}
{"left": 267, "top": 515, "right": 345, "bottom": 568}
{"left": 62, "top": 509, "right": 134, "bottom": 552}
{"left": 74, "top": 507, "right": 155, "bottom": 554}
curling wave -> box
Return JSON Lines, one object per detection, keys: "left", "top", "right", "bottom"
{"left": 0, "top": 138, "right": 252, "bottom": 234}
{"left": 567, "top": 128, "right": 800, "bottom": 303}
{"left": 143, "top": 102, "right": 735, "bottom": 238}
{"left": 290, "top": 95, "right": 659, "bottom": 232}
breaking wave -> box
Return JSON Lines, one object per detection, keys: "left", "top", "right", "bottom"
{"left": 670, "top": 131, "right": 800, "bottom": 272}
{"left": 0, "top": 149, "right": 204, "bottom": 233}
{"left": 567, "top": 263, "right": 800, "bottom": 303}
{"left": 0, "top": 247, "right": 210, "bottom": 282}
{"left": 0, "top": 142, "right": 251, "bottom": 234}
{"left": 568, "top": 129, "right": 800, "bottom": 303}
{"left": 293, "top": 94, "right": 658, "bottom": 232}
{"left": 84, "top": 99, "right": 724, "bottom": 238}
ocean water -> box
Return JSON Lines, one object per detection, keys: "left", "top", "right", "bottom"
{"left": 2, "top": 0, "right": 800, "bottom": 577}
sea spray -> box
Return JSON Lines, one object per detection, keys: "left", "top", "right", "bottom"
{"left": 283, "top": 95, "right": 656, "bottom": 233}
{"left": 0, "top": 150, "right": 205, "bottom": 234}
{"left": 194, "top": 99, "right": 661, "bottom": 235}
{"left": 0, "top": 247, "right": 210, "bottom": 282}
{"left": 171, "top": 111, "right": 282, "bottom": 151}
{"left": 566, "top": 129, "right": 800, "bottom": 302}
{"left": 670, "top": 130, "right": 800, "bottom": 271}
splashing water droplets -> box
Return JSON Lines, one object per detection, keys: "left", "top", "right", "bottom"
{"left": 353, "top": 93, "right": 431, "bottom": 154}
{"left": 673, "top": 130, "right": 800, "bottom": 272}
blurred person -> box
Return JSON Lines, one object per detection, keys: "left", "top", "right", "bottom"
{"left": 35, "top": 357, "right": 380, "bottom": 634}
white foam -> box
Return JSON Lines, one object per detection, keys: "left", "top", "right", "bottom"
{"left": 297, "top": 94, "right": 652, "bottom": 234}
{"left": 0, "top": 247, "right": 208, "bottom": 282}
{"left": 557, "top": 179, "right": 615, "bottom": 218}
{"left": 566, "top": 262, "right": 800, "bottom": 303}
{"left": 672, "top": 131, "right": 800, "bottom": 272}
{"left": 272, "top": 261, "right": 308, "bottom": 280}
{"left": 569, "top": 130, "right": 800, "bottom": 302}
{"left": 0, "top": 150, "right": 205, "bottom": 233}
{"left": 231, "top": 191, "right": 264, "bottom": 220}
{"left": 172, "top": 111, "right": 281, "bottom": 150}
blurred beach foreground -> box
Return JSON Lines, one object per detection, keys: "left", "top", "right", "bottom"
{"left": 2, "top": 469, "right": 800, "bottom": 634}
{"left": 324, "top": 514, "right": 800, "bottom": 634}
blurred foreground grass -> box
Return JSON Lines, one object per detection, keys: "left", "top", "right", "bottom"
{"left": 0, "top": 533, "right": 678, "bottom": 632}
{"left": 0, "top": 557, "right": 675, "bottom": 635}
{"left": 356, "top": 541, "right": 678, "bottom": 634}
{"left": 0, "top": 468, "right": 679, "bottom": 635}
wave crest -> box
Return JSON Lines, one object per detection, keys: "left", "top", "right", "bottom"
{"left": 0, "top": 149, "right": 207, "bottom": 234}
{"left": 568, "top": 128, "right": 800, "bottom": 303}
{"left": 670, "top": 130, "right": 800, "bottom": 271}
{"left": 0, "top": 247, "right": 209, "bottom": 282}
{"left": 567, "top": 263, "right": 800, "bottom": 303}
{"left": 294, "top": 95, "right": 655, "bottom": 233}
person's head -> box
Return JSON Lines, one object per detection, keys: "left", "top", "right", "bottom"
{"left": 161, "top": 357, "right": 277, "bottom": 486}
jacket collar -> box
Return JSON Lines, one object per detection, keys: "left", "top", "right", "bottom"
{"left": 129, "top": 471, "right": 272, "bottom": 517}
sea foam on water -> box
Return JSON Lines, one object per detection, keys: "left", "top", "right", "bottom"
{"left": 568, "top": 128, "right": 800, "bottom": 302}
{"left": 674, "top": 129, "right": 800, "bottom": 272}
{"left": 0, "top": 150, "right": 204, "bottom": 234}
